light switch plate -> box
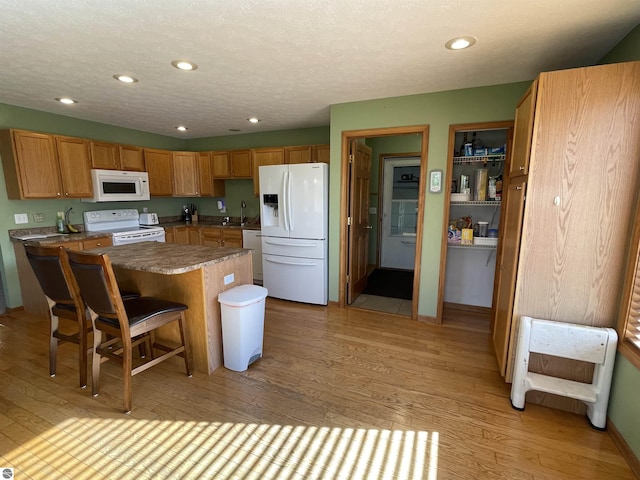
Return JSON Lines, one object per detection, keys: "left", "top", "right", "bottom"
{"left": 33, "top": 213, "right": 45, "bottom": 222}
{"left": 14, "top": 213, "right": 28, "bottom": 224}
{"left": 223, "top": 273, "right": 234, "bottom": 285}
{"left": 369, "top": 207, "right": 377, "bottom": 215}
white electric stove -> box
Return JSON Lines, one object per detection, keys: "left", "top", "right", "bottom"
{"left": 84, "top": 209, "right": 165, "bottom": 245}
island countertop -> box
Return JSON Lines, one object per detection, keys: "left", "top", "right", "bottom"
{"left": 87, "top": 241, "right": 251, "bottom": 275}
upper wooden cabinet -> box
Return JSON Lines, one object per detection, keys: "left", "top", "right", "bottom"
{"left": 0, "top": 129, "right": 92, "bottom": 199}
{"left": 284, "top": 144, "right": 330, "bottom": 164}
{"left": 90, "top": 141, "right": 120, "bottom": 170}
{"left": 508, "top": 81, "right": 538, "bottom": 177}
{"left": 54, "top": 136, "right": 93, "bottom": 198}
{"left": 144, "top": 148, "right": 173, "bottom": 196}
{"left": 172, "top": 151, "right": 200, "bottom": 197}
{"left": 119, "top": 145, "right": 145, "bottom": 171}
{"left": 91, "top": 141, "right": 145, "bottom": 171}
{"left": 198, "top": 152, "right": 225, "bottom": 197}
{"left": 313, "top": 144, "right": 330, "bottom": 164}
{"left": 252, "top": 147, "right": 285, "bottom": 195}
{"left": 285, "top": 145, "right": 312, "bottom": 164}
{"left": 211, "top": 150, "right": 253, "bottom": 179}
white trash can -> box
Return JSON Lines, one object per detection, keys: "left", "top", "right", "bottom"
{"left": 218, "top": 284, "right": 268, "bottom": 372}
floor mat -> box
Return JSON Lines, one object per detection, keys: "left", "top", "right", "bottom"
{"left": 362, "top": 269, "right": 413, "bottom": 300}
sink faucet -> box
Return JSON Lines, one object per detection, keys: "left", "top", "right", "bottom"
{"left": 240, "top": 200, "right": 247, "bottom": 226}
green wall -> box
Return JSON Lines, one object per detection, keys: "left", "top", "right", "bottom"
{"left": 328, "top": 82, "right": 530, "bottom": 316}
{"left": 596, "top": 23, "right": 640, "bottom": 461}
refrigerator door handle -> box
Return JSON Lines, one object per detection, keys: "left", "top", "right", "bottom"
{"left": 287, "top": 169, "right": 294, "bottom": 231}
{"left": 265, "top": 257, "right": 317, "bottom": 267}
{"left": 264, "top": 239, "right": 317, "bottom": 247}
{"left": 282, "top": 170, "right": 290, "bottom": 231}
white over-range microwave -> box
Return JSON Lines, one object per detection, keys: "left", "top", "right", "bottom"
{"left": 82, "top": 169, "right": 150, "bottom": 202}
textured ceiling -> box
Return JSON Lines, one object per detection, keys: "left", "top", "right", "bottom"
{"left": 1, "top": 0, "right": 639, "bottom": 139}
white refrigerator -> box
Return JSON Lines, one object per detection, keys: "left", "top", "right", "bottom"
{"left": 259, "top": 163, "right": 328, "bottom": 305}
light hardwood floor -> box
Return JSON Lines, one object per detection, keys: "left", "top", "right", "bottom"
{"left": 0, "top": 299, "right": 634, "bottom": 479}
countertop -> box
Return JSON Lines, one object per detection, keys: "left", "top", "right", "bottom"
{"left": 86, "top": 242, "right": 251, "bottom": 274}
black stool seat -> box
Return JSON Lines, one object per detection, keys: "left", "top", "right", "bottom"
{"left": 96, "top": 297, "right": 188, "bottom": 328}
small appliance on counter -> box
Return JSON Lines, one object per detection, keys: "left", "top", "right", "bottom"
{"left": 139, "top": 212, "right": 159, "bottom": 225}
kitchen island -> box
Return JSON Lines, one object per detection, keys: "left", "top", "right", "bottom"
{"left": 87, "top": 242, "right": 253, "bottom": 374}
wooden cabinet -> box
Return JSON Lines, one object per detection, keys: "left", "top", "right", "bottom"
{"left": 313, "top": 144, "right": 330, "bottom": 164}
{"left": 508, "top": 81, "right": 537, "bottom": 177}
{"left": 0, "top": 129, "right": 93, "bottom": 199}
{"left": 252, "top": 147, "right": 285, "bottom": 196}
{"left": 166, "top": 226, "right": 201, "bottom": 245}
{"left": 200, "top": 227, "right": 243, "bottom": 247}
{"left": 144, "top": 148, "right": 173, "bottom": 196}
{"left": 491, "top": 62, "right": 640, "bottom": 414}
{"left": 91, "top": 141, "right": 145, "bottom": 171}
{"left": 211, "top": 150, "right": 252, "bottom": 179}
{"left": 90, "top": 141, "right": 120, "bottom": 170}
{"left": 54, "top": 136, "right": 93, "bottom": 198}
{"left": 285, "top": 145, "right": 312, "bottom": 164}
{"left": 173, "top": 226, "right": 192, "bottom": 245}
{"left": 200, "top": 227, "right": 223, "bottom": 247}
{"left": 172, "top": 151, "right": 200, "bottom": 196}
{"left": 198, "top": 152, "right": 225, "bottom": 197}
{"left": 119, "top": 145, "right": 145, "bottom": 171}
{"left": 13, "top": 235, "right": 112, "bottom": 318}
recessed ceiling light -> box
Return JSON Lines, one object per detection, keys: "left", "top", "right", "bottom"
{"left": 247, "top": 117, "right": 260, "bottom": 124}
{"left": 445, "top": 36, "right": 477, "bottom": 50}
{"left": 56, "top": 97, "right": 77, "bottom": 105}
{"left": 171, "top": 60, "right": 198, "bottom": 71}
{"left": 113, "top": 74, "right": 138, "bottom": 83}
{"left": 176, "top": 126, "right": 188, "bottom": 132}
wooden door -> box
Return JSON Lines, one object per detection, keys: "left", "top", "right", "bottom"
{"left": 285, "top": 146, "right": 312, "bottom": 164}
{"left": 54, "top": 136, "right": 93, "bottom": 198}
{"left": 172, "top": 151, "right": 199, "bottom": 196}
{"left": 313, "top": 144, "right": 330, "bottom": 164}
{"left": 119, "top": 145, "right": 145, "bottom": 171}
{"left": 90, "top": 141, "right": 120, "bottom": 170}
{"left": 222, "top": 229, "right": 243, "bottom": 248}
{"left": 230, "top": 150, "right": 252, "bottom": 177}
{"left": 347, "top": 140, "right": 372, "bottom": 303}
{"left": 201, "top": 228, "right": 222, "bottom": 247}
{"left": 508, "top": 80, "right": 537, "bottom": 177}
{"left": 198, "top": 152, "right": 213, "bottom": 196}
{"left": 211, "top": 151, "right": 231, "bottom": 178}
{"left": 144, "top": 149, "right": 173, "bottom": 196}
{"left": 10, "top": 130, "right": 63, "bottom": 198}
{"left": 492, "top": 177, "right": 526, "bottom": 376}
{"left": 174, "top": 226, "right": 191, "bottom": 245}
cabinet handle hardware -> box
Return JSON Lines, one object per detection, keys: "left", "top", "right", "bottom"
{"left": 516, "top": 186, "right": 523, "bottom": 190}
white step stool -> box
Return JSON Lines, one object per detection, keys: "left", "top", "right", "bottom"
{"left": 510, "top": 316, "right": 618, "bottom": 430}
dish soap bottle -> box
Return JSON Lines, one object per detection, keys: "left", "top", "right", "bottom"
{"left": 56, "top": 212, "right": 66, "bottom": 233}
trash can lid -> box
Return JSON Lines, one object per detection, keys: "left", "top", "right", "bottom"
{"left": 218, "top": 284, "right": 268, "bottom": 307}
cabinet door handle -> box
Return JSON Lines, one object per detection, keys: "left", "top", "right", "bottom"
{"left": 365, "top": 225, "right": 373, "bottom": 230}
{"left": 516, "top": 186, "right": 523, "bottom": 190}
{"left": 519, "top": 166, "right": 525, "bottom": 170}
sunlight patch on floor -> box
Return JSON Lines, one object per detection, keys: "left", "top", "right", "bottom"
{"left": 3, "top": 418, "right": 439, "bottom": 479}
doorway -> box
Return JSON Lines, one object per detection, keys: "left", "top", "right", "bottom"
{"left": 339, "top": 126, "right": 430, "bottom": 321}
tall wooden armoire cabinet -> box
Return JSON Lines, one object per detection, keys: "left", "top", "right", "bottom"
{"left": 492, "top": 61, "right": 640, "bottom": 412}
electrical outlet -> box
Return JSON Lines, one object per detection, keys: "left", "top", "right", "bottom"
{"left": 14, "top": 213, "right": 28, "bottom": 224}
{"left": 33, "top": 213, "right": 45, "bottom": 223}
{"left": 223, "top": 273, "right": 234, "bottom": 285}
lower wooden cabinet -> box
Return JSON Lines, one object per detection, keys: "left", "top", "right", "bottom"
{"left": 165, "top": 225, "right": 244, "bottom": 248}
{"left": 13, "top": 235, "right": 112, "bottom": 319}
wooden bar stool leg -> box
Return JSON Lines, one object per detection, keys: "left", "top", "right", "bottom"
{"left": 49, "top": 314, "right": 59, "bottom": 378}
{"left": 123, "top": 337, "right": 133, "bottom": 414}
{"left": 91, "top": 329, "right": 102, "bottom": 397}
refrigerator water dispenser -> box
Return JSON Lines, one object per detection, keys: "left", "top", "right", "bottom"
{"left": 262, "top": 193, "right": 279, "bottom": 226}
